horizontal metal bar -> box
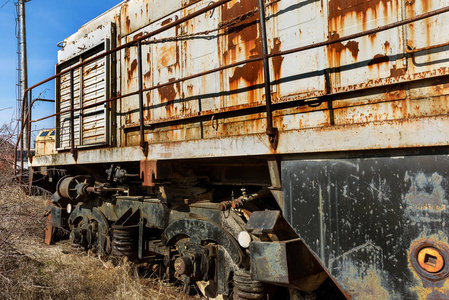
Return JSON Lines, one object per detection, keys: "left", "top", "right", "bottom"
{"left": 31, "top": 55, "right": 263, "bottom": 123}
{"left": 26, "top": 5, "right": 449, "bottom": 135}
{"left": 406, "top": 41, "right": 449, "bottom": 54}
{"left": 24, "top": 0, "right": 234, "bottom": 94}
{"left": 268, "top": 5, "right": 449, "bottom": 59}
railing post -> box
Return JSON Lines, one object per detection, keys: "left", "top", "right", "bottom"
{"left": 27, "top": 89, "right": 32, "bottom": 161}
{"left": 19, "top": 92, "right": 25, "bottom": 184}
{"left": 258, "top": 0, "right": 278, "bottom": 149}
{"left": 137, "top": 40, "right": 148, "bottom": 156}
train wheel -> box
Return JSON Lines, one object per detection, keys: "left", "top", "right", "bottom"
{"left": 68, "top": 206, "right": 110, "bottom": 256}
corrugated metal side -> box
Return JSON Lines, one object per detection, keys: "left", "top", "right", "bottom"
{"left": 269, "top": 0, "right": 327, "bottom": 101}
{"left": 406, "top": 0, "right": 449, "bottom": 75}
{"left": 57, "top": 44, "right": 110, "bottom": 149}
{"left": 50, "top": 0, "right": 449, "bottom": 155}
{"left": 58, "top": 67, "right": 81, "bottom": 149}
{"left": 81, "top": 55, "right": 108, "bottom": 146}
{"left": 327, "top": 0, "right": 406, "bottom": 92}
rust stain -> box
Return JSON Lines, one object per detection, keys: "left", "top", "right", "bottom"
{"left": 161, "top": 18, "right": 171, "bottom": 26}
{"left": 126, "top": 16, "right": 131, "bottom": 32}
{"left": 329, "top": 0, "right": 393, "bottom": 20}
{"left": 127, "top": 59, "right": 138, "bottom": 81}
{"left": 158, "top": 83, "right": 177, "bottom": 103}
{"left": 222, "top": 0, "right": 259, "bottom": 51}
{"left": 83, "top": 63, "right": 100, "bottom": 77}
{"left": 346, "top": 267, "right": 390, "bottom": 299}
{"left": 182, "top": 0, "right": 200, "bottom": 7}
{"left": 222, "top": 0, "right": 263, "bottom": 105}
{"left": 145, "top": 92, "right": 152, "bottom": 121}
{"left": 158, "top": 43, "right": 177, "bottom": 68}
{"left": 329, "top": 34, "right": 360, "bottom": 60}
{"left": 271, "top": 37, "right": 284, "bottom": 81}
{"left": 126, "top": 108, "right": 132, "bottom": 125}
{"left": 132, "top": 32, "right": 144, "bottom": 41}
{"left": 368, "top": 54, "right": 390, "bottom": 66}
{"left": 157, "top": 78, "right": 181, "bottom": 116}
{"left": 390, "top": 65, "right": 406, "bottom": 77}
{"left": 229, "top": 61, "right": 262, "bottom": 86}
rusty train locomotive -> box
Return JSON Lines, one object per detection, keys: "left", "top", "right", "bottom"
{"left": 18, "top": 0, "right": 449, "bottom": 298}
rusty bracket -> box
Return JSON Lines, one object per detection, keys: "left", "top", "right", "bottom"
{"left": 71, "top": 148, "right": 78, "bottom": 161}
{"left": 267, "top": 126, "right": 279, "bottom": 150}
{"left": 44, "top": 200, "right": 54, "bottom": 245}
{"left": 140, "top": 141, "right": 149, "bottom": 157}
{"left": 140, "top": 159, "right": 158, "bottom": 187}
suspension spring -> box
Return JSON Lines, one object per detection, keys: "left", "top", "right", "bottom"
{"left": 111, "top": 224, "right": 139, "bottom": 258}
{"left": 233, "top": 269, "right": 265, "bottom": 300}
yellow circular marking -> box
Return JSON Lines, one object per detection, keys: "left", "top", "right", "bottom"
{"left": 417, "top": 247, "right": 445, "bottom": 273}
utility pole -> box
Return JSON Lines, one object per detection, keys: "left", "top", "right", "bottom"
{"left": 19, "top": 0, "right": 28, "bottom": 151}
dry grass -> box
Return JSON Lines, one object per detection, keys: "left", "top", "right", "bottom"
{"left": 0, "top": 123, "right": 202, "bottom": 300}
{"left": 0, "top": 184, "right": 202, "bottom": 300}
{"left": 0, "top": 185, "right": 201, "bottom": 300}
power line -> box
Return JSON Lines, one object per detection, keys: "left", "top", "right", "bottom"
{"left": 0, "top": 0, "right": 10, "bottom": 8}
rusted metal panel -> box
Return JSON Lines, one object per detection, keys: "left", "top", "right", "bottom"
{"left": 29, "top": 114, "right": 449, "bottom": 167}
{"left": 328, "top": 0, "right": 406, "bottom": 93}
{"left": 119, "top": 0, "right": 183, "bottom": 37}
{"left": 182, "top": 1, "right": 221, "bottom": 114}
{"left": 151, "top": 12, "right": 184, "bottom": 121}
{"left": 49, "top": 0, "right": 449, "bottom": 151}
{"left": 140, "top": 159, "right": 158, "bottom": 186}
{"left": 406, "top": 0, "right": 449, "bottom": 75}
{"left": 57, "top": 24, "right": 113, "bottom": 150}
{"left": 268, "top": 0, "right": 327, "bottom": 100}
{"left": 282, "top": 154, "right": 449, "bottom": 299}
{"left": 57, "top": 67, "right": 81, "bottom": 149}
{"left": 58, "top": 8, "right": 121, "bottom": 63}
{"left": 81, "top": 55, "right": 108, "bottom": 145}
{"left": 221, "top": 0, "right": 264, "bottom": 107}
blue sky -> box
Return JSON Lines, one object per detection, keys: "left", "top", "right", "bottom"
{"left": 0, "top": 0, "right": 122, "bottom": 135}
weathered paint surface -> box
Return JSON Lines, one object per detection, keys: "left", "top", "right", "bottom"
{"left": 51, "top": 0, "right": 449, "bottom": 152}
{"left": 56, "top": 23, "right": 113, "bottom": 149}
{"left": 282, "top": 155, "right": 449, "bottom": 299}
{"left": 30, "top": 1, "right": 449, "bottom": 297}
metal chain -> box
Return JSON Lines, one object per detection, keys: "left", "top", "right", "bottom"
{"left": 141, "top": 7, "right": 259, "bottom": 45}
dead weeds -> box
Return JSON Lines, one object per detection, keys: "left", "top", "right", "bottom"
{"left": 0, "top": 185, "right": 201, "bottom": 300}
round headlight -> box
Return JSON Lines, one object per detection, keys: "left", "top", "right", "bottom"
{"left": 238, "top": 231, "right": 251, "bottom": 248}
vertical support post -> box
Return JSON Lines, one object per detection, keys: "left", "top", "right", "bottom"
{"left": 27, "top": 93, "right": 33, "bottom": 192}
{"left": 20, "top": 0, "right": 28, "bottom": 153}
{"left": 19, "top": 91, "right": 26, "bottom": 184}
{"left": 137, "top": 40, "right": 148, "bottom": 156}
{"left": 70, "top": 69, "right": 77, "bottom": 160}
{"left": 258, "top": 0, "right": 278, "bottom": 149}
{"left": 27, "top": 89, "right": 32, "bottom": 161}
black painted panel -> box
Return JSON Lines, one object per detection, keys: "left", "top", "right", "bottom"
{"left": 282, "top": 155, "right": 449, "bottom": 299}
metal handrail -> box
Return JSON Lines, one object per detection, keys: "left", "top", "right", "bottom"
{"left": 15, "top": 1, "right": 449, "bottom": 180}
